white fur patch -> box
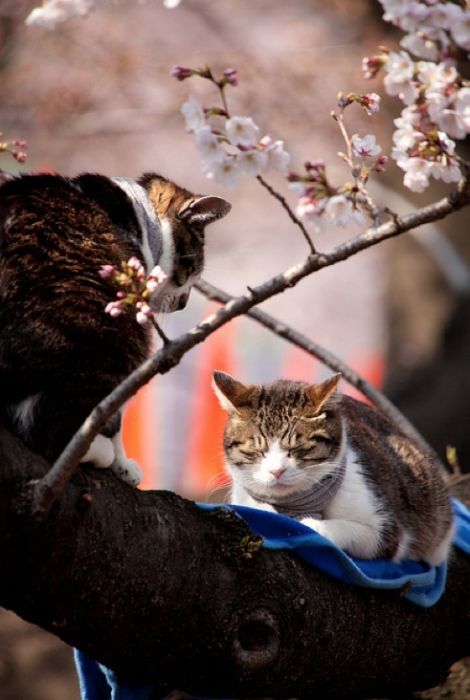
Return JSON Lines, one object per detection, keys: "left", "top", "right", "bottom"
{"left": 112, "top": 177, "right": 161, "bottom": 272}
{"left": 158, "top": 216, "right": 175, "bottom": 279}
{"left": 110, "top": 429, "right": 142, "bottom": 486}
{"left": 9, "top": 393, "right": 42, "bottom": 438}
{"left": 81, "top": 434, "right": 115, "bottom": 469}
{"left": 257, "top": 439, "right": 286, "bottom": 482}
{"left": 314, "top": 439, "right": 385, "bottom": 558}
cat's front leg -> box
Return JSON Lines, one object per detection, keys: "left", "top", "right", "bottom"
{"left": 110, "top": 424, "right": 142, "bottom": 487}
{"left": 81, "top": 434, "right": 115, "bottom": 469}
{"left": 80, "top": 414, "right": 142, "bottom": 487}
{"left": 301, "top": 517, "right": 382, "bottom": 559}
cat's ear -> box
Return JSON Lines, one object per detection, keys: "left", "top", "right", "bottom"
{"left": 307, "top": 373, "right": 341, "bottom": 413}
{"left": 179, "top": 196, "right": 231, "bottom": 226}
{"left": 212, "top": 371, "right": 254, "bottom": 413}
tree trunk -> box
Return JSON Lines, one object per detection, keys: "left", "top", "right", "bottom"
{"left": 0, "top": 426, "right": 468, "bottom": 700}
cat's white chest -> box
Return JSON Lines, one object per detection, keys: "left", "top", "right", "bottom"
{"left": 302, "top": 443, "right": 386, "bottom": 559}
{"left": 324, "top": 446, "right": 381, "bottom": 524}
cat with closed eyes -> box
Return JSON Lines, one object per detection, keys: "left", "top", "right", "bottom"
{"left": 213, "top": 371, "right": 454, "bottom": 564}
{"left": 0, "top": 172, "right": 230, "bottom": 484}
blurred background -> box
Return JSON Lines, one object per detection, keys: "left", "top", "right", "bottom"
{"left": 0, "top": 0, "right": 469, "bottom": 697}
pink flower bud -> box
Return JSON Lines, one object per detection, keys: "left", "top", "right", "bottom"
{"left": 146, "top": 279, "right": 159, "bottom": 293}
{"left": 148, "top": 265, "right": 168, "bottom": 284}
{"left": 136, "top": 312, "right": 148, "bottom": 325}
{"left": 170, "top": 65, "right": 195, "bottom": 81}
{"left": 259, "top": 135, "right": 273, "bottom": 149}
{"left": 361, "top": 93, "right": 381, "bottom": 115}
{"left": 362, "top": 55, "right": 385, "bottom": 80}
{"left": 12, "top": 140, "right": 28, "bottom": 149}
{"left": 127, "top": 257, "right": 145, "bottom": 278}
{"left": 12, "top": 151, "right": 27, "bottom": 163}
{"left": 105, "top": 301, "right": 124, "bottom": 318}
{"left": 99, "top": 264, "right": 117, "bottom": 280}
{"left": 223, "top": 68, "right": 238, "bottom": 86}
{"left": 374, "top": 154, "right": 388, "bottom": 173}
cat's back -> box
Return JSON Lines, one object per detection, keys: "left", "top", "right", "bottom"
{"left": 0, "top": 173, "right": 140, "bottom": 271}
{"left": 0, "top": 173, "right": 149, "bottom": 397}
{"left": 338, "top": 394, "right": 453, "bottom": 562}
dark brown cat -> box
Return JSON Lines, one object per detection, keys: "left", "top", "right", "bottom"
{"left": 213, "top": 371, "right": 454, "bottom": 563}
{"left": 0, "top": 172, "right": 230, "bottom": 483}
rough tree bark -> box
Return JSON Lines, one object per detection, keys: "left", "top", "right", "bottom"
{"left": 0, "top": 426, "right": 468, "bottom": 700}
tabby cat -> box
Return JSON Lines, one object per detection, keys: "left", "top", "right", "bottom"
{"left": 0, "top": 172, "right": 230, "bottom": 484}
{"left": 213, "top": 371, "right": 454, "bottom": 564}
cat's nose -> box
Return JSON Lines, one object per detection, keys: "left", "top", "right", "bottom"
{"left": 271, "top": 467, "right": 286, "bottom": 480}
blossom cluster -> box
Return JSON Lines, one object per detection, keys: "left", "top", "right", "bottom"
{"left": 287, "top": 92, "right": 387, "bottom": 229}
{"left": 0, "top": 135, "right": 28, "bottom": 165}
{"left": 25, "top": 0, "right": 181, "bottom": 29}
{"left": 26, "top": 0, "right": 94, "bottom": 29}
{"left": 99, "top": 257, "right": 167, "bottom": 326}
{"left": 173, "top": 66, "right": 291, "bottom": 190}
{"left": 364, "top": 2, "right": 470, "bottom": 192}
{"left": 288, "top": 160, "right": 365, "bottom": 231}
{"left": 379, "top": 0, "right": 470, "bottom": 58}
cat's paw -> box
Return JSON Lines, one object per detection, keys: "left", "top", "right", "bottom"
{"left": 300, "top": 517, "right": 328, "bottom": 536}
{"left": 111, "top": 457, "right": 142, "bottom": 487}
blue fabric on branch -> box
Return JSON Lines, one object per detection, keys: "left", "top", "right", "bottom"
{"left": 74, "top": 498, "right": 470, "bottom": 700}
{"left": 74, "top": 649, "right": 153, "bottom": 700}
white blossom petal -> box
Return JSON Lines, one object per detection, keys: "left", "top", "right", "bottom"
{"left": 195, "top": 125, "right": 226, "bottom": 164}
{"left": 225, "top": 116, "right": 260, "bottom": 147}
{"left": 181, "top": 96, "right": 206, "bottom": 132}
{"left": 203, "top": 155, "right": 241, "bottom": 190}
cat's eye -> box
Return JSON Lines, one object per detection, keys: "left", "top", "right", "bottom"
{"left": 239, "top": 449, "right": 255, "bottom": 458}
{"left": 312, "top": 434, "right": 333, "bottom": 444}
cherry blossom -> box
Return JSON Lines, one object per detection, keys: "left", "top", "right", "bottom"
{"left": 401, "top": 157, "right": 432, "bottom": 193}
{"left": 383, "top": 51, "right": 418, "bottom": 105}
{"left": 203, "top": 155, "right": 241, "bottom": 190}
{"left": 238, "top": 149, "right": 268, "bottom": 176}
{"left": 362, "top": 93, "right": 381, "bottom": 115}
{"left": 181, "top": 97, "right": 206, "bottom": 131}
{"left": 351, "top": 134, "right": 382, "bottom": 160}
{"left": 26, "top": 0, "right": 94, "bottom": 29}
{"left": 225, "top": 116, "right": 260, "bottom": 147}
{"left": 325, "top": 195, "right": 364, "bottom": 228}
{"left": 194, "top": 126, "right": 225, "bottom": 164}
{"left": 295, "top": 196, "right": 326, "bottom": 231}
{"left": 260, "top": 137, "right": 291, "bottom": 174}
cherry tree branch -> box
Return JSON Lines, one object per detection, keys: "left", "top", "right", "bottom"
{"left": 194, "top": 278, "right": 438, "bottom": 461}
{"left": 32, "top": 178, "right": 470, "bottom": 516}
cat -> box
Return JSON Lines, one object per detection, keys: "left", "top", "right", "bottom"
{"left": 0, "top": 171, "right": 230, "bottom": 484}
{"left": 212, "top": 371, "right": 454, "bottom": 564}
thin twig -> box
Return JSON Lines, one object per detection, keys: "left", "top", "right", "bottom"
{"left": 151, "top": 318, "right": 170, "bottom": 345}
{"left": 194, "top": 279, "right": 439, "bottom": 461}
{"left": 256, "top": 174, "right": 316, "bottom": 254}
{"left": 332, "top": 111, "right": 353, "bottom": 167}
{"left": 32, "top": 179, "right": 470, "bottom": 516}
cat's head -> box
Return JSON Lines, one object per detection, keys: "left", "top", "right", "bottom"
{"left": 139, "top": 173, "right": 231, "bottom": 312}
{"left": 212, "top": 372, "right": 343, "bottom": 501}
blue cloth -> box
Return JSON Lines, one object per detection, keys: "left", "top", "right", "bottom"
{"left": 74, "top": 649, "right": 153, "bottom": 700}
{"left": 75, "top": 498, "right": 470, "bottom": 700}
